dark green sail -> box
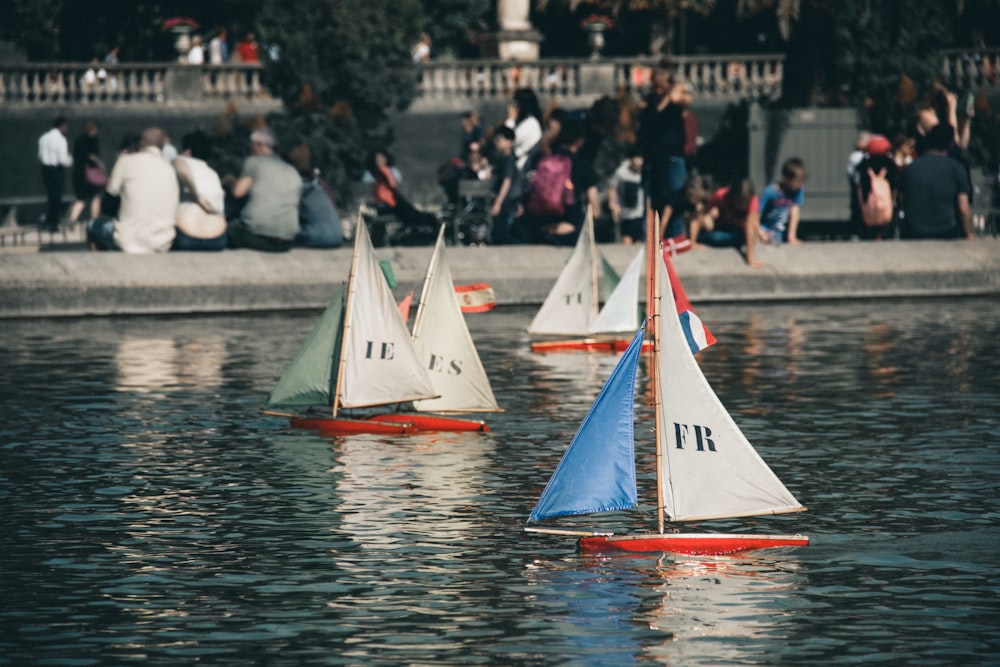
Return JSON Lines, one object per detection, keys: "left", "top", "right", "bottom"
{"left": 266, "top": 289, "right": 345, "bottom": 409}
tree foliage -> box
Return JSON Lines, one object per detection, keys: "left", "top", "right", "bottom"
{"left": 0, "top": 0, "right": 261, "bottom": 61}
{"left": 419, "top": 0, "right": 493, "bottom": 58}
{"left": 249, "top": 0, "right": 425, "bottom": 205}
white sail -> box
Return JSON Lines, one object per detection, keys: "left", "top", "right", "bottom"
{"left": 338, "top": 220, "right": 437, "bottom": 409}
{"left": 411, "top": 227, "right": 501, "bottom": 413}
{"left": 655, "top": 256, "right": 803, "bottom": 522}
{"left": 588, "top": 246, "right": 644, "bottom": 335}
{"left": 527, "top": 213, "right": 599, "bottom": 336}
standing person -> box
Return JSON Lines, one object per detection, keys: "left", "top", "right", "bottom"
{"left": 637, "top": 62, "right": 690, "bottom": 251}
{"left": 186, "top": 36, "right": 205, "bottom": 65}
{"left": 459, "top": 110, "right": 484, "bottom": 153}
{"left": 900, "top": 123, "right": 972, "bottom": 240}
{"left": 223, "top": 127, "right": 301, "bottom": 251}
{"left": 682, "top": 84, "right": 700, "bottom": 170}
{"left": 853, "top": 135, "right": 899, "bottom": 240}
{"left": 489, "top": 125, "right": 521, "bottom": 245}
{"left": 607, "top": 144, "right": 646, "bottom": 244}
{"left": 235, "top": 33, "right": 259, "bottom": 63}
{"left": 209, "top": 27, "right": 229, "bottom": 64}
{"left": 759, "top": 157, "right": 807, "bottom": 245}
{"left": 689, "top": 177, "right": 765, "bottom": 268}
{"left": 411, "top": 33, "right": 432, "bottom": 62}
{"left": 171, "top": 130, "right": 227, "bottom": 251}
{"left": 68, "top": 119, "right": 105, "bottom": 224}
{"left": 37, "top": 116, "right": 72, "bottom": 231}
{"left": 86, "top": 127, "right": 178, "bottom": 253}
{"left": 504, "top": 88, "right": 544, "bottom": 172}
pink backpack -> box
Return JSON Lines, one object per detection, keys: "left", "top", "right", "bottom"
{"left": 859, "top": 167, "right": 893, "bottom": 226}
{"left": 525, "top": 154, "right": 575, "bottom": 217}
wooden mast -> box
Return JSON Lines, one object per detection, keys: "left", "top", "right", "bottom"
{"left": 411, "top": 224, "right": 444, "bottom": 333}
{"left": 587, "top": 207, "right": 600, "bottom": 323}
{"left": 649, "top": 206, "right": 667, "bottom": 535}
{"left": 331, "top": 212, "right": 365, "bottom": 418}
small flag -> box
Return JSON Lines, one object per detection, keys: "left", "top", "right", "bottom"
{"left": 454, "top": 283, "right": 497, "bottom": 313}
{"left": 663, "top": 250, "right": 716, "bottom": 354}
{"left": 398, "top": 290, "right": 413, "bottom": 324}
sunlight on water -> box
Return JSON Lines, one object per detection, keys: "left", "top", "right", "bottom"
{"left": 0, "top": 299, "right": 997, "bottom": 666}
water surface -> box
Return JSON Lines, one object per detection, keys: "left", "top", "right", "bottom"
{"left": 1, "top": 299, "right": 998, "bottom": 665}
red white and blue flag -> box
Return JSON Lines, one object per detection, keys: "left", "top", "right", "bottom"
{"left": 663, "top": 250, "right": 716, "bottom": 354}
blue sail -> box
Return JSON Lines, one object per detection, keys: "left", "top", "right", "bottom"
{"left": 528, "top": 325, "right": 644, "bottom": 523}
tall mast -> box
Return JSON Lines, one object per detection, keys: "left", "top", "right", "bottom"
{"left": 331, "top": 212, "right": 366, "bottom": 417}
{"left": 411, "top": 225, "right": 445, "bottom": 333}
{"left": 587, "top": 207, "right": 600, "bottom": 321}
{"left": 649, "top": 207, "right": 666, "bottom": 535}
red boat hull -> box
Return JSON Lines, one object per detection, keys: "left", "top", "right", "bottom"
{"left": 578, "top": 533, "right": 809, "bottom": 556}
{"left": 531, "top": 338, "right": 653, "bottom": 353}
{"left": 290, "top": 413, "right": 488, "bottom": 435}
{"left": 368, "top": 413, "right": 488, "bottom": 432}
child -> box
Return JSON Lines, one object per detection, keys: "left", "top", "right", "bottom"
{"left": 681, "top": 174, "right": 711, "bottom": 241}
{"left": 690, "top": 177, "right": 765, "bottom": 268}
{"left": 489, "top": 125, "right": 520, "bottom": 245}
{"left": 607, "top": 145, "right": 646, "bottom": 244}
{"left": 759, "top": 157, "right": 806, "bottom": 245}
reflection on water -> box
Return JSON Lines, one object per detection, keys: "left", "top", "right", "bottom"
{"left": 0, "top": 300, "right": 998, "bottom": 666}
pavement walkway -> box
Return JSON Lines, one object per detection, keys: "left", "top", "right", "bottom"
{"left": 1, "top": 236, "right": 998, "bottom": 319}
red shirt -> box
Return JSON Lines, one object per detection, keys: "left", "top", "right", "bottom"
{"left": 372, "top": 165, "right": 397, "bottom": 208}
{"left": 237, "top": 41, "right": 259, "bottom": 63}
{"left": 708, "top": 187, "right": 759, "bottom": 233}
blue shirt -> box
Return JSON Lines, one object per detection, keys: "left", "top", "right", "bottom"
{"left": 759, "top": 183, "right": 804, "bottom": 237}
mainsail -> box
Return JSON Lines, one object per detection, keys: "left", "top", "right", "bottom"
{"left": 588, "top": 246, "right": 644, "bottom": 335}
{"left": 527, "top": 212, "right": 599, "bottom": 336}
{"left": 337, "top": 219, "right": 437, "bottom": 410}
{"left": 655, "top": 256, "right": 803, "bottom": 521}
{"left": 411, "top": 227, "right": 501, "bottom": 413}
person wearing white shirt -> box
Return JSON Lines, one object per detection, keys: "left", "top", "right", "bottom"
{"left": 504, "top": 88, "right": 544, "bottom": 172}
{"left": 187, "top": 36, "right": 205, "bottom": 65}
{"left": 86, "top": 128, "right": 179, "bottom": 253}
{"left": 38, "top": 116, "right": 73, "bottom": 230}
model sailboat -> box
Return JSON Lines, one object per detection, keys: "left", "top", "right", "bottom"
{"left": 529, "top": 210, "right": 645, "bottom": 353}
{"left": 410, "top": 225, "right": 503, "bottom": 417}
{"left": 264, "top": 219, "right": 489, "bottom": 434}
{"left": 525, "top": 230, "right": 808, "bottom": 555}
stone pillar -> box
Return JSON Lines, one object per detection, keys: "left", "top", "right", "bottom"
{"left": 489, "top": 0, "right": 542, "bottom": 61}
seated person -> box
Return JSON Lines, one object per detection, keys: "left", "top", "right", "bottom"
{"left": 288, "top": 143, "right": 343, "bottom": 248}
{"left": 364, "top": 149, "right": 438, "bottom": 230}
{"left": 171, "top": 130, "right": 227, "bottom": 251}
{"left": 690, "top": 177, "right": 765, "bottom": 268}
{"left": 87, "top": 127, "right": 178, "bottom": 253}
{"left": 223, "top": 128, "right": 301, "bottom": 252}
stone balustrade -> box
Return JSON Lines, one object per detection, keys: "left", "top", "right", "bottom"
{"left": 0, "top": 62, "right": 275, "bottom": 107}
{"left": 1, "top": 51, "right": 993, "bottom": 110}
{"left": 415, "top": 54, "right": 785, "bottom": 106}
{"left": 940, "top": 48, "right": 1000, "bottom": 94}
{"left": 0, "top": 55, "right": 785, "bottom": 109}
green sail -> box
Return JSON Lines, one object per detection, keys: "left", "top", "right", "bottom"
{"left": 266, "top": 289, "right": 344, "bottom": 409}
{"left": 600, "top": 254, "right": 620, "bottom": 304}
